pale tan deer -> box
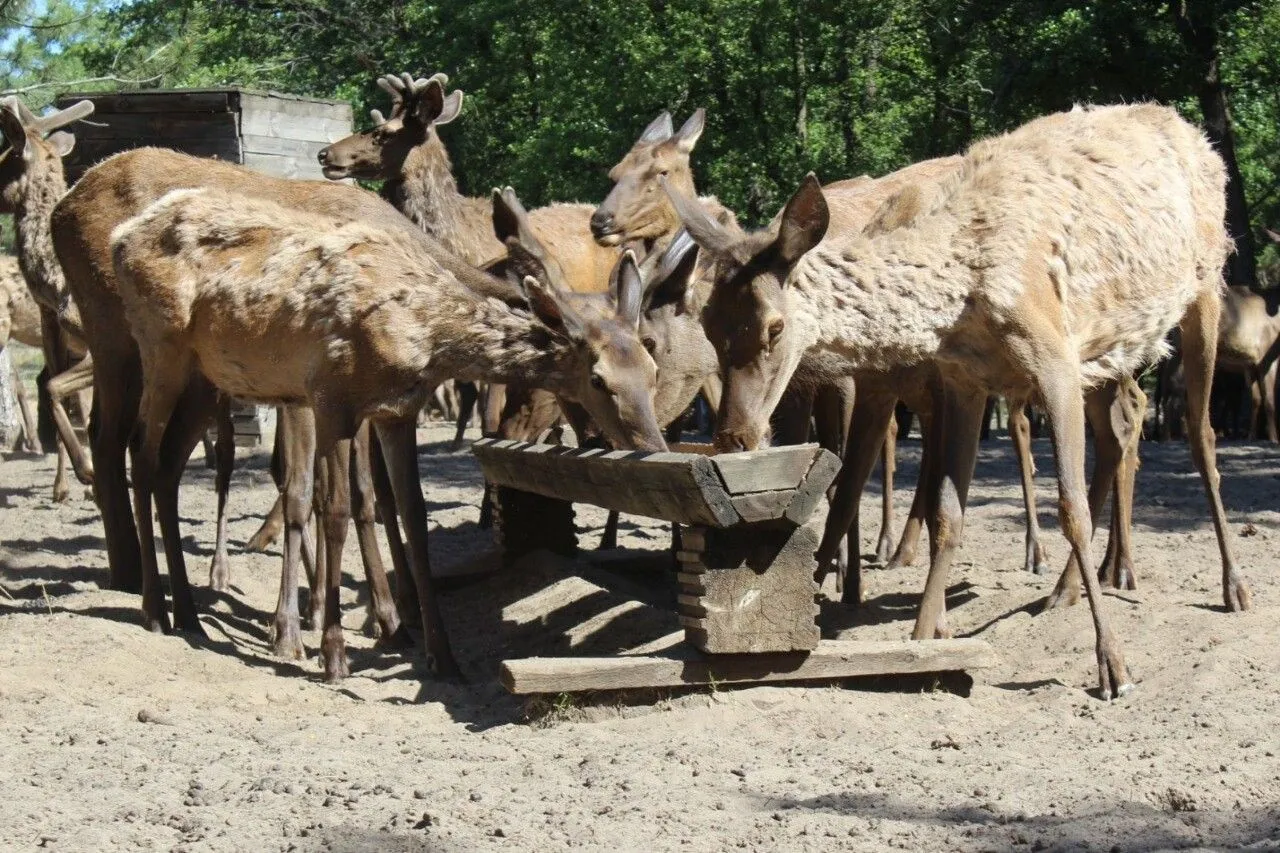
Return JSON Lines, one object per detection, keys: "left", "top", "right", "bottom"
{"left": 110, "top": 186, "right": 664, "bottom": 679}
{"left": 0, "top": 255, "right": 41, "bottom": 451}
{"left": 668, "top": 104, "right": 1250, "bottom": 699}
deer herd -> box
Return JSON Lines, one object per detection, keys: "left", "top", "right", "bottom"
{"left": 0, "top": 70, "right": 1265, "bottom": 700}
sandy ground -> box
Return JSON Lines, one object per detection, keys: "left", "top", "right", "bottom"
{"left": 1, "top": 422, "right": 1278, "bottom": 852}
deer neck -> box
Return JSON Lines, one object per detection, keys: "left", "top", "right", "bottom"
{"left": 425, "top": 294, "right": 576, "bottom": 394}
{"left": 788, "top": 214, "right": 972, "bottom": 374}
{"left": 13, "top": 161, "right": 69, "bottom": 314}
{"left": 381, "top": 131, "right": 467, "bottom": 242}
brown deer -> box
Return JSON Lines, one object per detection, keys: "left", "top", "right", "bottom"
{"left": 110, "top": 186, "right": 664, "bottom": 679}
{"left": 669, "top": 104, "right": 1250, "bottom": 699}
{"left": 1213, "top": 285, "right": 1280, "bottom": 441}
{"left": 0, "top": 97, "right": 97, "bottom": 501}
{"left": 51, "top": 145, "right": 525, "bottom": 623}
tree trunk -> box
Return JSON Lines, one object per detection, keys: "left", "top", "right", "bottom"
{"left": 1172, "top": 3, "right": 1258, "bottom": 291}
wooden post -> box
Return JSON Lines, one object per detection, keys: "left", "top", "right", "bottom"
{"left": 677, "top": 523, "right": 820, "bottom": 654}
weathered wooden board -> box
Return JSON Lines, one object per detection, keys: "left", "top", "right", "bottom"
{"left": 71, "top": 112, "right": 239, "bottom": 141}
{"left": 240, "top": 92, "right": 353, "bottom": 120}
{"left": 240, "top": 152, "right": 312, "bottom": 179}
{"left": 240, "top": 109, "right": 354, "bottom": 143}
{"left": 58, "top": 90, "right": 236, "bottom": 114}
{"left": 711, "top": 445, "right": 824, "bottom": 493}
{"left": 473, "top": 439, "right": 740, "bottom": 527}
{"left": 473, "top": 440, "right": 840, "bottom": 529}
{"left": 500, "top": 639, "right": 998, "bottom": 694}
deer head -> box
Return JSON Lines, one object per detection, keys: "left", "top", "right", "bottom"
{"left": 519, "top": 251, "right": 667, "bottom": 452}
{"left": 591, "top": 109, "right": 704, "bottom": 246}
{"left": 481, "top": 185, "right": 571, "bottom": 293}
{"left": 0, "top": 96, "right": 93, "bottom": 213}
{"left": 663, "top": 174, "right": 828, "bottom": 451}
{"left": 317, "top": 72, "right": 462, "bottom": 181}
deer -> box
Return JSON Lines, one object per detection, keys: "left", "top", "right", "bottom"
{"left": 0, "top": 255, "right": 41, "bottom": 451}
{"left": 666, "top": 103, "right": 1251, "bottom": 699}
{"left": 51, "top": 145, "right": 528, "bottom": 636}
{"left": 1212, "top": 285, "right": 1280, "bottom": 441}
{"left": 0, "top": 97, "right": 99, "bottom": 502}
{"left": 110, "top": 185, "right": 665, "bottom": 679}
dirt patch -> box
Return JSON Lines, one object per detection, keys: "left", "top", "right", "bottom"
{"left": 1, "top": 423, "right": 1278, "bottom": 851}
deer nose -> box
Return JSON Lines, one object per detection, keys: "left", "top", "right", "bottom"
{"left": 317, "top": 146, "right": 331, "bottom": 166}
{"left": 589, "top": 209, "right": 616, "bottom": 237}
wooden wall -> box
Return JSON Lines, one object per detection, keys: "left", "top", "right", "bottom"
{"left": 56, "top": 88, "right": 353, "bottom": 184}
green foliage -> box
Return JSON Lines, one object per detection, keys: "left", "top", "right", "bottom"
{"left": 2, "top": 0, "right": 1278, "bottom": 250}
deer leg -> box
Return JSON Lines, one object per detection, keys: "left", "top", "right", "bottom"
{"left": 1182, "top": 291, "right": 1251, "bottom": 611}
{"left": 876, "top": 414, "right": 897, "bottom": 564}
{"left": 814, "top": 392, "right": 896, "bottom": 607}
{"left": 1039, "top": 363, "right": 1132, "bottom": 699}
{"left": 11, "top": 360, "right": 40, "bottom": 453}
{"left": 247, "top": 410, "right": 287, "bottom": 551}
{"left": 1046, "top": 381, "right": 1127, "bottom": 609}
{"left": 911, "top": 381, "right": 985, "bottom": 640}
{"left": 271, "top": 406, "right": 312, "bottom": 659}
{"left": 598, "top": 512, "right": 620, "bottom": 551}
{"left": 131, "top": 349, "right": 193, "bottom": 634}
{"left": 1262, "top": 360, "right": 1279, "bottom": 443}
{"left": 374, "top": 417, "right": 460, "bottom": 679}
{"left": 813, "top": 378, "right": 857, "bottom": 573}
{"left": 307, "top": 487, "right": 326, "bottom": 632}
{"left": 46, "top": 354, "right": 95, "bottom": 487}
{"left": 153, "top": 382, "right": 220, "bottom": 635}
{"left": 1099, "top": 377, "right": 1146, "bottom": 590}
{"left": 206, "top": 396, "right": 234, "bottom": 592}
{"left": 1010, "top": 398, "right": 1050, "bottom": 574}
{"left": 315, "top": 436, "right": 352, "bottom": 683}
{"left": 887, "top": 409, "right": 933, "bottom": 571}
{"left": 38, "top": 313, "right": 71, "bottom": 503}
{"left": 369, "top": 428, "right": 418, "bottom": 629}
{"left": 451, "top": 381, "right": 479, "bottom": 451}
{"left": 351, "top": 421, "right": 409, "bottom": 647}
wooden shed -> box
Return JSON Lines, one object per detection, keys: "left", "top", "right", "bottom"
{"left": 54, "top": 87, "right": 354, "bottom": 183}
{"left": 54, "top": 88, "right": 354, "bottom": 445}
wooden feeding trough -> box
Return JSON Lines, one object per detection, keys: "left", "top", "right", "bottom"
{"left": 471, "top": 439, "right": 996, "bottom": 693}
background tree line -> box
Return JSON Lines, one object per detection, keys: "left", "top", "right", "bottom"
{"left": 2, "top": 0, "right": 1278, "bottom": 287}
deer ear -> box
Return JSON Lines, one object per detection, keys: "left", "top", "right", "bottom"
{"left": 645, "top": 229, "right": 699, "bottom": 314}
{"left": 638, "top": 111, "right": 673, "bottom": 144}
{"left": 672, "top": 109, "right": 704, "bottom": 154}
{"left": 0, "top": 104, "right": 29, "bottom": 158}
{"left": 523, "top": 276, "right": 585, "bottom": 342}
{"left": 434, "top": 90, "right": 463, "bottom": 125}
{"left": 661, "top": 176, "right": 734, "bottom": 256}
{"left": 776, "top": 173, "right": 828, "bottom": 266}
{"left": 47, "top": 131, "right": 75, "bottom": 158}
{"left": 411, "top": 79, "right": 447, "bottom": 125}
{"left": 613, "top": 250, "right": 643, "bottom": 331}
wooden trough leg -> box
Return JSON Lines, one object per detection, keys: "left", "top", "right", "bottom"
{"left": 676, "top": 524, "right": 820, "bottom": 654}
{"left": 493, "top": 487, "right": 576, "bottom": 563}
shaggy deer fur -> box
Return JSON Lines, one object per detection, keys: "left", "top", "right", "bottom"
{"left": 111, "top": 187, "right": 664, "bottom": 679}
{"left": 0, "top": 96, "right": 96, "bottom": 500}
{"left": 675, "top": 103, "right": 1249, "bottom": 699}
{"left": 51, "top": 146, "right": 522, "bottom": 620}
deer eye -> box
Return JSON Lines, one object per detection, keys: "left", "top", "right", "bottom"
{"left": 590, "top": 373, "right": 610, "bottom": 393}
{"left": 768, "top": 319, "right": 785, "bottom": 342}
{"left": 642, "top": 337, "right": 658, "bottom": 355}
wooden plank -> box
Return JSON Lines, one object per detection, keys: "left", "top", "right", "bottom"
{"left": 500, "top": 639, "right": 998, "bottom": 694}
{"left": 730, "top": 490, "right": 794, "bottom": 523}
{"left": 239, "top": 92, "right": 353, "bottom": 121}
{"left": 57, "top": 91, "right": 235, "bottom": 114}
{"left": 72, "top": 112, "right": 238, "bottom": 141}
{"left": 711, "top": 445, "right": 822, "bottom": 494}
{"left": 240, "top": 109, "right": 355, "bottom": 143}
{"left": 241, "top": 151, "right": 324, "bottom": 180}
{"left": 240, "top": 134, "right": 330, "bottom": 159}
{"left": 784, "top": 447, "right": 844, "bottom": 526}
{"left": 471, "top": 440, "right": 740, "bottom": 527}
